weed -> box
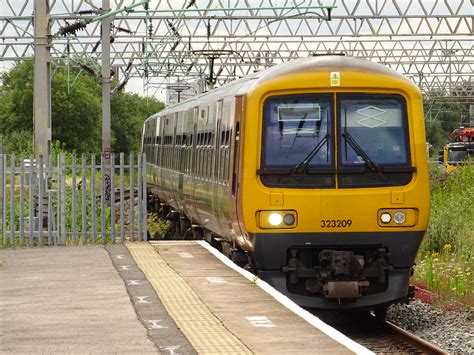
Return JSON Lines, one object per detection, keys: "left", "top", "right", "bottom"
{"left": 414, "top": 164, "right": 474, "bottom": 305}
{"left": 147, "top": 213, "right": 171, "bottom": 239}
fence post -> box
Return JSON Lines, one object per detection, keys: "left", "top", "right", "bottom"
{"left": 110, "top": 153, "right": 115, "bottom": 243}
{"left": 119, "top": 153, "right": 125, "bottom": 242}
{"left": 71, "top": 155, "right": 77, "bottom": 244}
{"left": 0, "top": 154, "right": 4, "bottom": 245}
{"left": 100, "top": 154, "right": 106, "bottom": 244}
{"left": 28, "top": 155, "right": 34, "bottom": 246}
{"left": 59, "top": 154, "right": 66, "bottom": 245}
{"left": 81, "top": 154, "right": 87, "bottom": 244}
{"left": 19, "top": 157, "right": 25, "bottom": 245}
{"left": 91, "top": 154, "right": 97, "bottom": 244}
{"left": 142, "top": 153, "right": 147, "bottom": 241}
{"left": 129, "top": 152, "right": 134, "bottom": 240}
{"left": 137, "top": 153, "right": 142, "bottom": 241}
{"left": 10, "top": 154, "right": 15, "bottom": 246}
{"left": 38, "top": 155, "right": 44, "bottom": 246}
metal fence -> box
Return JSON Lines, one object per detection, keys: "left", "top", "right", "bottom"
{"left": 0, "top": 153, "right": 147, "bottom": 247}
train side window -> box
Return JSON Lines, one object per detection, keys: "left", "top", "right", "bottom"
{"left": 206, "top": 132, "right": 212, "bottom": 178}
{"left": 198, "top": 133, "right": 203, "bottom": 177}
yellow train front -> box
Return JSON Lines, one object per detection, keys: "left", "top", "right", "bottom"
{"left": 143, "top": 56, "right": 430, "bottom": 312}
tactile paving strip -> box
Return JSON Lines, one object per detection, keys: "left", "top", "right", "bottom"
{"left": 127, "top": 242, "right": 251, "bottom": 354}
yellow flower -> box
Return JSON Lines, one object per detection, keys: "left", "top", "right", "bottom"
{"left": 431, "top": 252, "right": 439, "bottom": 258}
{"left": 443, "top": 244, "right": 452, "bottom": 253}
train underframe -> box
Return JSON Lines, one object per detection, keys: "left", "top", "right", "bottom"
{"left": 250, "top": 231, "right": 423, "bottom": 312}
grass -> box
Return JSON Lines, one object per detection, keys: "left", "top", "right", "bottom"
{"left": 0, "top": 160, "right": 141, "bottom": 247}
{"left": 413, "top": 163, "right": 474, "bottom": 306}
{"left": 147, "top": 213, "right": 172, "bottom": 239}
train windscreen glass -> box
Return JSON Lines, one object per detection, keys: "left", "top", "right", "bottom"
{"left": 338, "top": 95, "right": 409, "bottom": 166}
{"left": 448, "top": 149, "right": 467, "bottom": 163}
{"left": 263, "top": 95, "right": 333, "bottom": 167}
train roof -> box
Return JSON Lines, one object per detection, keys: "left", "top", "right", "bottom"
{"left": 150, "top": 56, "right": 417, "bottom": 119}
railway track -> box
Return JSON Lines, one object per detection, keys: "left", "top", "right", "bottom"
{"left": 309, "top": 309, "right": 447, "bottom": 354}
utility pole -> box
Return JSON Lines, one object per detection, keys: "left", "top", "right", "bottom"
{"left": 33, "top": 0, "right": 52, "bottom": 158}
{"left": 102, "top": 0, "right": 112, "bottom": 204}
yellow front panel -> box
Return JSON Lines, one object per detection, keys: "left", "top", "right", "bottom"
{"left": 240, "top": 70, "right": 430, "bottom": 235}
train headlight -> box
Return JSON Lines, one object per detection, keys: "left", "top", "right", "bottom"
{"left": 268, "top": 213, "right": 283, "bottom": 226}
{"left": 380, "top": 213, "right": 392, "bottom": 224}
{"left": 393, "top": 212, "right": 406, "bottom": 224}
{"left": 258, "top": 210, "right": 297, "bottom": 229}
{"left": 283, "top": 213, "right": 295, "bottom": 226}
{"left": 378, "top": 209, "right": 417, "bottom": 227}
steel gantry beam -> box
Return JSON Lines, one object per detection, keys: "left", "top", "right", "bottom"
{"left": 1, "top": 0, "right": 472, "bottom": 103}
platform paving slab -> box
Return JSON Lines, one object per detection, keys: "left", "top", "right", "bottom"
{"left": 0, "top": 246, "right": 192, "bottom": 354}
{"left": 131, "top": 241, "right": 356, "bottom": 354}
{"left": 127, "top": 242, "right": 252, "bottom": 355}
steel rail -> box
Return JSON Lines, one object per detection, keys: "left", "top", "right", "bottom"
{"left": 385, "top": 320, "right": 448, "bottom": 355}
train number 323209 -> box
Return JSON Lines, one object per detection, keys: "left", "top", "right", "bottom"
{"left": 320, "top": 219, "right": 353, "bottom": 228}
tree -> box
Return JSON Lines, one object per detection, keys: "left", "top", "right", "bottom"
{"left": 111, "top": 92, "right": 164, "bottom": 154}
{"left": 0, "top": 61, "right": 35, "bottom": 135}
{"left": 51, "top": 70, "right": 102, "bottom": 153}
{"left": 424, "top": 91, "right": 468, "bottom": 150}
{"left": 0, "top": 60, "right": 164, "bottom": 154}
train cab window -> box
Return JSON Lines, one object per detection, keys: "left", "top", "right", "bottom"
{"left": 260, "top": 94, "right": 334, "bottom": 188}
{"left": 337, "top": 94, "right": 413, "bottom": 187}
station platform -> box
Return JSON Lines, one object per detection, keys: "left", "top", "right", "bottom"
{"left": 0, "top": 241, "right": 372, "bottom": 354}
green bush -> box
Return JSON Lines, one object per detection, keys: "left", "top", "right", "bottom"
{"left": 414, "top": 163, "right": 474, "bottom": 304}
{"left": 424, "top": 164, "right": 474, "bottom": 255}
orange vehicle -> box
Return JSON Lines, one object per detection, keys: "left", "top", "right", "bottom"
{"left": 440, "top": 127, "right": 474, "bottom": 172}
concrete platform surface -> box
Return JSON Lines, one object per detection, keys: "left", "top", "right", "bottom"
{"left": 1, "top": 242, "right": 371, "bottom": 354}
{"left": 0, "top": 245, "right": 192, "bottom": 354}
{"left": 140, "top": 241, "right": 368, "bottom": 354}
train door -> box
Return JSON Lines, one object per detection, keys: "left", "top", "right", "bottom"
{"left": 229, "top": 96, "right": 245, "bottom": 242}
{"left": 177, "top": 112, "right": 186, "bottom": 211}
{"left": 212, "top": 100, "right": 224, "bottom": 232}
{"left": 189, "top": 107, "right": 200, "bottom": 221}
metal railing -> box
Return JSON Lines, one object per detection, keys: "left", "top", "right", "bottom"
{"left": 0, "top": 153, "right": 147, "bottom": 247}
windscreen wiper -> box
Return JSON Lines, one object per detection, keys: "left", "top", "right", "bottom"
{"left": 341, "top": 130, "right": 381, "bottom": 174}
{"left": 293, "top": 133, "right": 331, "bottom": 174}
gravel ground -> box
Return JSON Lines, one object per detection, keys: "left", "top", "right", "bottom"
{"left": 387, "top": 299, "right": 473, "bottom": 354}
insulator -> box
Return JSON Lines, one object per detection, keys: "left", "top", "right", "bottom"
{"left": 57, "top": 21, "right": 87, "bottom": 37}
{"left": 148, "top": 21, "right": 153, "bottom": 39}
{"left": 77, "top": 10, "right": 95, "bottom": 15}
{"left": 167, "top": 21, "right": 180, "bottom": 37}
{"left": 186, "top": 0, "right": 196, "bottom": 9}
{"left": 79, "top": 63, "right": 96, "bottom": 76}
{"left": 116, "top": 78, "right": 129, "bottom": 92}
{"left": 115, "top": 26, "right": 132, "bottom": 34}
{"left": 92, "top": 40, "right": 101, "bottom": 53}
{"left": 125, "top": 60, "right": 133, "bottom": 72}
{"left": 170, "top": 41, "right": 179, "bottom": 52}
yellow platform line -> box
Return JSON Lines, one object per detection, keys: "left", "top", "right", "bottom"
{"left": 127, "top": 242, "right": 251, "bottom": 355}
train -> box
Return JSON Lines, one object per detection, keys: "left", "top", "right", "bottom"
{"left": 142, "top": 56, "right": 430, "bottom": 316}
